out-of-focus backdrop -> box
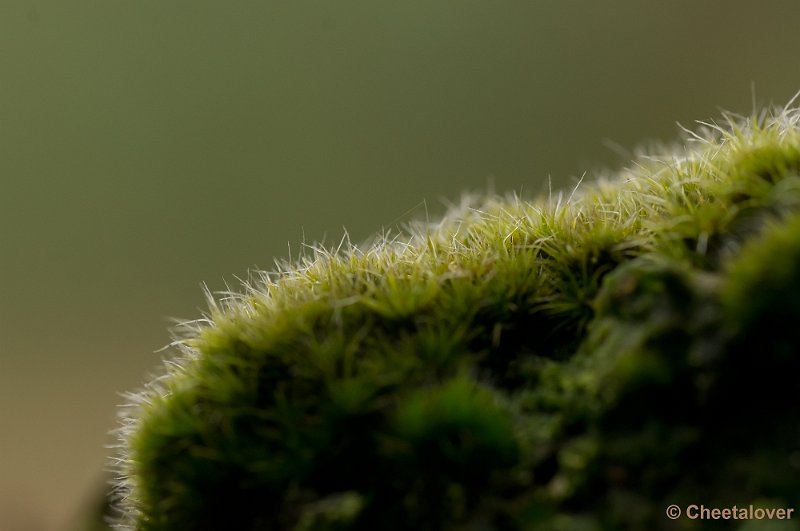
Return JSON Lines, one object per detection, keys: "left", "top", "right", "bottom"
{"left": 1, "top": 1, "right": 798, "bottom": 529}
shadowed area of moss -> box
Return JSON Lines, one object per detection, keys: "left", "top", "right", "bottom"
{"left": 113, "top": 102, "right": 800, "bottom": 531}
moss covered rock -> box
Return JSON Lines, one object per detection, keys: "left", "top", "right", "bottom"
{"left": 113, "top": 103, "right": 800, "bottom": 530}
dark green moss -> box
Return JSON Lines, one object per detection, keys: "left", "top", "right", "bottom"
{"left": 115, "top": 106, "right": 800, "bottom": 530}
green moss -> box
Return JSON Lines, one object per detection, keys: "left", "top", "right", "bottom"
{"left": 113, "top": 102, "right": 800, "bottom": 530}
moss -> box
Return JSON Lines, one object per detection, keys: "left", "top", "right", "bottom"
{"left": 113, "top": 101, "right": 800, "bottom": 530}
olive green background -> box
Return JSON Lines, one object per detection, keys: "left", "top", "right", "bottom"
{"left": 1, "top": 1, "right": 798, "bottom": 529}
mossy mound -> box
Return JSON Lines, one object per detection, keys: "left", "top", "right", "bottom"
{"left": 113, "top": 102, "right": 800, "bottom": 531}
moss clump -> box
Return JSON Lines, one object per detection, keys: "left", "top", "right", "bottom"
{"left": 113, "top": 101, "right": 800, "bottom": 531}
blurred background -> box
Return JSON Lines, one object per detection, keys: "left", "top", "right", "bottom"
{"left": 1, "top": 1, "right": 799, "bottom": 529}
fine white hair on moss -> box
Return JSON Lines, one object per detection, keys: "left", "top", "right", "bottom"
{"left": 112, "top": 96, "right": 800, "bottom": 530}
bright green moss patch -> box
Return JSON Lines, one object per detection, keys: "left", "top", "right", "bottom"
{"left": 114, "top": 103, "right": 800, "bottom": 531}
